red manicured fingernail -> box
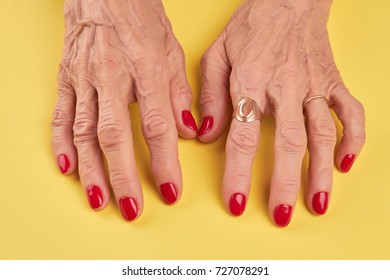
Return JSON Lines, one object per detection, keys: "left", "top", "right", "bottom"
{"left": 160, "top": 183, "right": 178, "bottom": 205}
{"left": 341, "top": 154, "right": 356, "bottom": 172}
{"left": 57, "top": 154, "right": 70, "bottom": 174}
{"left": 274, "top": 204, "right": 292, "bottom": 227}
{"left": 182, "top": 110, "right": 198, "bottom": 132}
{"left": 229, "top": 193, "right": 246, "bottom": 216}
{"left": 312, "top": 192, "right": 329, "bottom": 215}
{"left": 86, "top": 185, "right": 103, "bottom": 209}
{"left": 198, "top": 116, "right": 214, "bottom": 137}
{"left": 119, "top": 197, "right": 138, "bottom": 221}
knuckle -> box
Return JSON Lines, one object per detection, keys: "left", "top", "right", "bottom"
{"left": 230, "top": 125, "right": 259, "bottom": 155}
{"left": 199, "top": 91, "right": 215, "bottom": 108}
{"left": 276, "top": 63, "right": 303, "bottom": 79}
{"left": 274, "top": 177, "right": 300, "bottom": 195}
{"left": 176, "top": 84, "right": 192, "bottom": 99}
{"left": 134, "top": 52, "right": 161, "bottom": 75}
{"left": 109, "top": 170, "right": 133, "bottom": 190}
{"left": 78, "top": 160, "right": 97, "bottom": 179}
{"left": 350, "top": 100, "right": 365, "bottom": 117}
{"left": 69, "top": 59, "right": 92, "bottom": 86}
{"left": 230, "top": 65, "right": 265, "bottom": 95}
{"left": 70, "top": 56, "right": 88, "bottom": 74}
{"left": 51, "top": 106, "right": 73, "bottom": 128}
{"left": 73, "top": 115, "right": 97, "bottom": 146}
{"left": 231, "top": 169, "right": 251, "bottom": 183}
{"left": 57, "top": 77, "right": 73, "bottom": 96}
{"left": 141, "top": 109, "right": 171, "bottom": 142}
{"left": 275, "top": 122, "right": 307, "bottom": 153}
{"left": 308, "top": 115, "right": 337, "bottom": 145}
{"left": 69, "top": 57, "right": 80, "bottom": 70}
{"left": 272, "top": 64, "right": 309, "bottom": 93}
{"left": 133, "top": 54, "right": 164, "bottom": 96}
{"left": 93, "top": 53, "right": 129, "bottom": 89}
{"left": 315, "top": 167, "right": 333, "bottom": 181}
{"left": 95, "top": 53, "right": 120, "bottom": 72}
{"left": 351, "top": 131, "right": 366, "bottom": 146}
{"left": 97, "top": 118, "right": 125, "bottom": 149}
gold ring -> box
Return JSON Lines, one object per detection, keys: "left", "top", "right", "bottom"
{"left": 233, "top": 98, "right": 263, "bottom": 123}
{"left": 302, "top": 95, "right": 329, "bottom": 109}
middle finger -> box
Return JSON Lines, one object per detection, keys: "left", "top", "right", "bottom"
{"left": 269, "top": 99, "right": 307, "bottom": 227}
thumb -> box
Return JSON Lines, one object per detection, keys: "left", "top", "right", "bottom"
{"left": 167, "top": 34, "right": 198, "bottom": 139}
{"left": 198, "top": 36, "right": 231, "bottom": 142}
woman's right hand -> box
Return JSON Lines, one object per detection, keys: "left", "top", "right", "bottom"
{"left": 51, "top": 0, "right": 197, "bottom": 221}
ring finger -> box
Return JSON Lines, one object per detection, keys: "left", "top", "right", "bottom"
{"left": 305, "top": 97, "right": 336, "bottom": 215}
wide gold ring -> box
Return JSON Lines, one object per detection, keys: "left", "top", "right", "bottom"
{"left": 302, "top": 95, "right": 329, "bottom": 109}
{"left": 233, "top": 98, "right": 263, "bottom": 123}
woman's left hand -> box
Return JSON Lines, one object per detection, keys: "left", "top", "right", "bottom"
{"left": 198, "top": 0, "right": 366, "bottom": 226}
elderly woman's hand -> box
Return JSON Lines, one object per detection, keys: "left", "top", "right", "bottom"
{"left": 51, "top": 0, "right": 197, "bottom": 221}
{"left": 198, "top": 0, "right": 365, "bottom": 226}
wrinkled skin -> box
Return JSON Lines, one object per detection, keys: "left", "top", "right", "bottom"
{"left": 51, "top": 0, "right": 197, "bottom": 220}
{"left": 52, "top": 0, "right": 365, "bottom": 226}
{"left": 198, "top": 0, "right": 365, "bottom": 226}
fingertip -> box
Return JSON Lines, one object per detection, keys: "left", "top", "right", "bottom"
{"left": 56, "top": 153, "right": 77, "bottom": 175}
{"left": 182, "top": 110, "right": 198, "bottom": 132}
{"left": 311, "top": 192, "right": 329, "bottom": 215}
{"left": 197, "top": 113, "right": 231, "bottom": 143}
{"left": 160, "top": 182, "right": 179, "bottom": 205}
{"left": 169, "top": 89, "right": 198, "bottom": 139}
{"left": 338, "top": 154, "right": 356, "bottom": 173}
{"left": 179, "top": 110, "right": 198, "bottom": 139}
{"left": 86, "top": 185, "right": 109, "bottom": 211}
{"left": 57, "top": 154, "right": 70, "bottom": 174}
{"left": 229, "top": 193, "right": 247, "bottom": 216}
{"left": 197, "top": 116, "right": 214, "bottom": 140}
{"left": 119, "top": 196, "right": 141, "bottom": 221}
{"left": 273, "top": 204, "right": 293, "bottom": 227}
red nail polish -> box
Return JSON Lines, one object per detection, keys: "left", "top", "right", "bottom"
{"left": 229, "top": 193, "right": 246, "bottom": 216}
{"left": 341, "top": 154, "right": 356, "bottom": 173}
{"left": 182, "top": 110, "right": 198, "bottom": 132}
{"left": 57, "top": 154, "right": 70, "bottom": 174}
{"left": 160, "top": 183, "right": 178, "bottom": 205}
{"left": 198, "top": 116, "right": 214, "bottom": 137}
{"left": 274, "top": 204, "right": 292, "bottom": 227}
{"left": 119, "top": 197, "right": 138, "bottom": 221}
{"left": 312, "top": 192, "right": 329, "bottom": 215}
{"left": 86, "top": 185, "right": 103, "bottom": 209}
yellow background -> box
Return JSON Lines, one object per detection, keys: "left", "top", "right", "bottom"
{"left": 0, "top": 0, "right": 389, "bottom": 259}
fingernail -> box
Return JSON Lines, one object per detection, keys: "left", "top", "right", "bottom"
{"left": 198, "top": 116, "right": 214, "bottom": 137}
{"left": 312, "top": 192, "right": 329, "bottom": 215}
{"left": 160, "top": 183, "right": 178, "bottom": 205}
{"left": 274, "top": 204, "right": 292, "bottom": 227}
{"left": 119, "top": 197, "right": 138, "bottom": 221}
{"left": 229, "top": 193, "right": 246, "bottom": 216}
{"left": 182, "top": 110, "right": 198, "bottom": 132}
{"left": 57, "top": 154, "right": 70, "bottom": 174}
{"left": 341, "top": 154, "right": 356, "bottom": 172}
{"left": 86, "top": 185, "right": 103, "bottom": 209}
